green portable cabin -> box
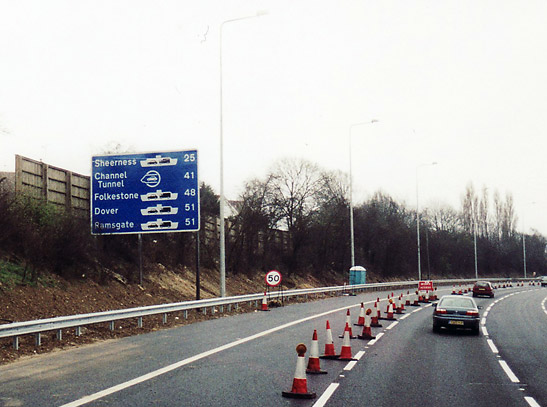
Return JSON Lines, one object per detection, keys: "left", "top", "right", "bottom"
{"left": 349, "top": 266, "right": 366, "bottom": 285}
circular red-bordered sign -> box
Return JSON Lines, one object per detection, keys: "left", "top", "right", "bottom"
{"left": 265, "top": 270, "right": 282, "bottom": 287}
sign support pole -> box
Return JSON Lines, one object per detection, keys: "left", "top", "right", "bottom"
{"left": 138, "top": 233, "right": 143, "bottom": 285}
{"left": 195, "top": 231, "right": 201, "bottom": 300}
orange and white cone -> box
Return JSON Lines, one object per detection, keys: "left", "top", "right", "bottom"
{"left": 339, "top": 309, "right": 356, "bottom": 338}
{"left": 380, "top": 300, "right": 396, "bottom": 320}
{"left": 371, "top": 301, "right": 383, "bottom": 327}
{"left": 399, "top": 294, "right": 406, "bottom": 311}
{"left": 260, "top": 292, "right": 270, "bottom": 311}
{"left": 338, "top": 323, "right": 357, "bottom": 361}
{"left": 320, "top": 320, "right": 339, "bottom": 359}
{"left": 395, "top": 295, "right": 404, "bottom": 314}
{"left": 282, "top": 343, "right": 316, "bottom": 399}
{"left": 411, "top": 291, "right": 420, "bottom": 306}
{"left": 355, "top": 303, "right": 365, "bottom": 326}
{"left": 306, "top": 330, "right": 327, "bottom": 374}
{"left": 358, "top": 309, "right": 376, "bottom": 340}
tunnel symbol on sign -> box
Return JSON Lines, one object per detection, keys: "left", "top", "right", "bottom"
{"left": 141, "top": 170, "right": 161, "bottom": 188}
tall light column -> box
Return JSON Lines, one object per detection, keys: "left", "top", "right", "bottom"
{"left": 416, "top": 162, "right": 437, "bottom": 281}
{"left": 348, "top": 119, "right": 378, "bottom": 267}
{"left": 522, "top": 201, "right": 536, "bottom": 279}
{"left": 219, "top": 11, "right": 267, "bottom": 297}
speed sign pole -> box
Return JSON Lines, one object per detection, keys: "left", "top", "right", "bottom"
{"left": 265, "top": 270, "right": 283, "bottom": 306}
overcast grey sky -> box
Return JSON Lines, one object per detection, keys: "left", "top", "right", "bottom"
{"left": 1, "top": 1, "right": 545, "bottom": 235}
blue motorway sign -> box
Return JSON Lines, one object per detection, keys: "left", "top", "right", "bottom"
{"left": 91, "top": 150, "right": 199, "bottom": 235}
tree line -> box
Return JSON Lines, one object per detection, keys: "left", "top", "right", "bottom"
{"left": 0, "top": 158, "right": 545, "bottom": 284}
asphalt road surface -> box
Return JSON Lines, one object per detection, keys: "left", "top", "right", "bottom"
{"left": 0, "top": 284, "right": 544, "bottom": 407}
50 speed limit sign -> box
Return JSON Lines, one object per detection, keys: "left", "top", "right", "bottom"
{"left": 265, "top": 270, "right": 282, "bottom": 287}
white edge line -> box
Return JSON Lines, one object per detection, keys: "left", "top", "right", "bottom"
{"left": 499, "top": 360, "right": 520, "bottom": 383}
{"left": 312, "top": 383, "right": 340, "bottom": 407}
{"left": 481, "top": 326, "right": 488, "bottom": 336}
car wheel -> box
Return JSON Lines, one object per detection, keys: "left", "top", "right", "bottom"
{"left": 433, "top": 325, "right": 440, "bottom": 333}
{"left": 472, "top": 327, "right": 480, "bottom": 336}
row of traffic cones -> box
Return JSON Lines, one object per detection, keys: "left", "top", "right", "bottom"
{"left": 283, "top": 306, "right": 383, "bottom": 399}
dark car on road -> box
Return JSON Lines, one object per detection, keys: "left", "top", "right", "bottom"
{"left": 433, "top": 295, "right": 480, "bottom": 335}
{"left": 472, "top": 281, "right": 494, "bottom": 298}
{"left": 541, "top": 276, "right": 547, "bottom": 287}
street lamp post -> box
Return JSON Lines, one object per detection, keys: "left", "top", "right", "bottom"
{"left": 416, "top": 162, "right": 437, "bottom": 281}
{"left": 348, "top": 119, "right": 378, "bottom": 268}
{"left": 522, "top": 201, "right": 536, "bottom": 279}
{"left": 219, "top": 11, "right": 267, "bottom": 297}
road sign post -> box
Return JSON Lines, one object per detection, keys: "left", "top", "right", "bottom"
{"left": 91, "top": 150, "right": 199, "bottom": 235}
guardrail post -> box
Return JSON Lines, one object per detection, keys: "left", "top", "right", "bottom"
{"left": 203, "top": 308, "right": 207, "bottom": 315}
{"left": 56, "top": 329, "right": 62, "bottom": 341}
{"left": 163, "top": 313, "right": 168, "bottom": 324}
{"left": 138, "top": 317, "right": 143, "bottom": 328}
{"left": 219, "top": 305, "right": 224, "bottom": 313}
{"left": 183, "top": 310, "right": 188, "bottom": 319}
{"left": 35, "top": 333, "right": 41, "bottom": 346}
{"left": 75, "top": 326, "right": 81, "bottom": 336}
{"left": 13, "top": 336, "right": 19, "bottom": 350}
{"left": 110, "top": 321, "right": 115, "bottom": 331}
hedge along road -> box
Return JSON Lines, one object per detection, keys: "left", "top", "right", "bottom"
{"left": 0, "top": 284, "right": 536, "bottom": 407}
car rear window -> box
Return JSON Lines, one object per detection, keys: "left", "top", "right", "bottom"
{"left": 476, "top": 282, "right": 489, "bottom": 287}
{"left": 439, "top": 297, "right": 475, "bottom": 308}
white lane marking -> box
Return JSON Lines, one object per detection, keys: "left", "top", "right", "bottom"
{"left": 312, "top": 383, "right": 339, "bottom": 407}
{"left": 487, "top": 339, "right": 499, "bottom": 354}
{"left": 481, "top": 326, "right": 488, "bottom": 336}
{"left": 353, "top": 350, "right": 366, "bottom": 360}
{"left": 367, "top": 332, "right": 384, "bottom": 346}
{"left": 524, "top": 396, "right": 541, "bottom": 407}
{"left": 400, "top": 313, "right": 411, "bottom": 320}
{"left": 60, "top": 300, "right": 372, "bottom": 407}
{"left": 499, "top": 360, "right": 520, "bottom": 383}
{"left": 344, "top": 361, "right": 358, "bottom": 371}
{"left": 481, "top": 318, "right": 486, "bottom": 325}
{"left": 542, "top": 296, "right": 547, "bottom": 316}
{"left": 386, "top": 321, "right": 399, "bottom": 330}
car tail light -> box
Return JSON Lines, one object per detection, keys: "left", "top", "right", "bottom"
{"left": 435, "top": 308, "right": 447, "bottom": 315}
{"left": 466, "top": 310, "right": 479, "bottom": 317}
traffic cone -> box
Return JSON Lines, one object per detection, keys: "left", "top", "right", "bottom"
{"left": 380, "top": 300, "right": 396, "bottom": 320}
{"left": 358, "top": 309, "right": 376, "bottom": 340}
{"left": 411, "top": 291, "right": 420, "bottom": 306}
{"left": 371, "top": 302, "right": 383, "bottom": 327}
{"left": 395, "top": 295, "right": 404, "bottom": 314}
{"left": 399, "top": 294, "right": 406, "bottom": 311}
{"left": 282, "top": 343, "right": 316, "bottom": 399}
{"left": 320, "top": 320, "right": 339, "bottom": 359}
{"left": 339, "top": 309, "right": 356, "bottom": 338}
{"left": 338, "top": 323, "right": 357, "bottom": 361}
{"left": 355, "top": 303, "right": 365, "bottom": 326}
{"left": 260, "top": 292, "right": 270, "bottom": 311}
{"left": 306, "top": 330, "right": 327, "bottom": 374}
{"left": 405, "top": 291, "right": 411, "bottom": 306}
